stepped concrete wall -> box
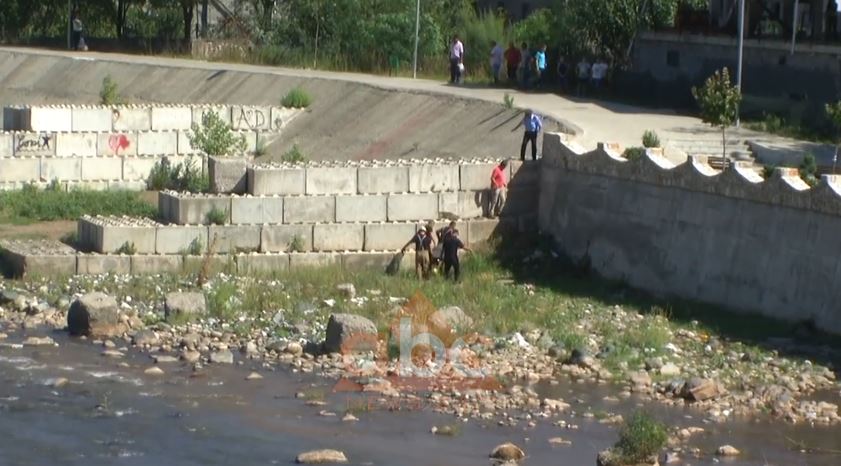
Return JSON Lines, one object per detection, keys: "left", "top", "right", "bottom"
{"left": 539, "top": 132, "right": 841, "bottom": 334}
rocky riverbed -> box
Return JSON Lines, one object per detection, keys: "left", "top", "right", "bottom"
{"left": 1, "top": 270, "right": 840, "bottom": 464}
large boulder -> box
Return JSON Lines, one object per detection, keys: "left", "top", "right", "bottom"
{"left": 295, "top": 449, "right": 348, "bottom": 464}
{"left": 67, "top": 292, "right": 124, "bottom": 337}
{"left": 681, "top": 377, "right": 720, "bottom": 402}
{"left": 164, "top": 292, "right": 207, "bottom": 321}
{"left": 429, "top": 306, "right": 474, "bottom": 336}
{"left": 490, "top": 442, "right": 525, "bottom": 462}
{"left": 324, "top": 313, "right": 378, "bottom": 354}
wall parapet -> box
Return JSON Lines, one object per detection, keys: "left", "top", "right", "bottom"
{"left": 542, "top": 132, "right": 841, "bottom": 218}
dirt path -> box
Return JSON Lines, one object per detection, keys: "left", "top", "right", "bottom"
{"left": 0, "top": 220, "right": 75, "bottom": 241}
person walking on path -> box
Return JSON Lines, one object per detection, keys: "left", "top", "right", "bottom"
{"left": 489, "top": 160, "right": 508, "bottom": 218}
{"left": 535, "top": 44, "right": 548, "bottom": 88}
{"left": 442, "top": 229, "right": 470, "bottom": 282}
{"left": 401, "top": 227, "right": 434, "bottom": 279}
{"left": 449, "top": 35, "right": 464, "bottom": 84}
{"left": 489, "top": 41, "right": 504, "bottom": 85}
{"left": 518, "top": 42, "right": 530, "bottom": 88}
{"left": 71, "top": 9, "right": 84, "bottom": 51}
{"left": 591, "top": 58, "right": 609, "bottom": 91}
{"left": 504, "top": 42, "right": 521, "bottom": 83}
{"left": 514, "top": 109, "right": 543, "bottom": 161}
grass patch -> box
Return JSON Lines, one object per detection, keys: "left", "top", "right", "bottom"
{"left": 146, "top": 156, "right": 209, "bottom": 193}
{"left": 614, "top": 411, "right": 668, "bottom": 464}
{"left": 99, "top": 74, "right": 123, "bottom": 105}
{"left": 503, "top": 93, "right": 514, "bottom": 109}
{"left": 281, "top": 87, "right": 312, "bottom": 108}
{"left": 206, "top": 207, "right": 228, "bottom": 225}
{"left": 281, "top": 145, "right": 307, "bottom": 164}
{"left": 0, "top": 184, "right": 156, "bottom": 224}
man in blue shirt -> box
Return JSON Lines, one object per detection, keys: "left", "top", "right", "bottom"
{"left": 513, "top": 109, "right": 543, "bottom": 161}
{"left": 535, "top": 44, "right": 548, "bottom": 88}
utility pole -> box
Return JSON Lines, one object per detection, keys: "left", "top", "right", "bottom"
{"left": 412, "top": 0, "right": 420, "bottom": 79}
{"left": 67, "top": 0, "right": 72, "bottom": 49}
{"left": 735, "top": 0, "right": 745, "bottom": 128}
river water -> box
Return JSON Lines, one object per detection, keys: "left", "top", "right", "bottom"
{"left": 0, "top": 329, "right": 839, "bottom": 466}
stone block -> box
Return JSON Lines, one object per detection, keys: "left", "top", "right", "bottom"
{"left": 107, "top": 180, "right": 147, "bottom": 191}
{"left": 289, "top": 252, "right": 341, "bottom": 268}
{"left": 262, "top": 197, "right": 284, "bottom": 224}
{"left": 236, "top": 253, "right": 290, "bottom": 274}
{"left": 183, "top": 255, "right": 234, "bottom": 275}
{"left": 177, "top": 131, "right": 199, "bottom": 155}
{"left": 363, "top": 222, "right": 416, "bottom": 251}
{"left": 306, "top": 166, "right": 358, "bottom": 195}
{"left": 341, "top": 252, "right": 396, "bottom": 270}
{"left": 138, "top": 131, "right": 178, "bottom": 155}
{"left": 313, "top": 223, "right": 365, "bottom": 251}
{"left": 82, "top": 157, "right": 123, "bottom": 181}
{"left": 357, "top": 165, "right": 410, "bottom": 193}
{"left": 113, "top": 107, "right": 151, "bottom": 131}
{"left": 0, "top": 133, "right": 14, "bottom": 157}
{"left": 231, "top": 196, "right": 263, "bottom": 224}
{"left": 231, "top": 106, "right": 272, "bottom": 131}
{"left": 155, "top": 226, "right": 209, "bottom": 254}
{"left": 12, "top": 132, "right": 55, "bottom": 157}
{"left": 41, "top": 157, "right": 82, "bottom": 181}
{"left": 409, "top": 164, "right": 459, "bottom": 192}
{"left": 192, "top": 106, "right": 231, "bottom": 127}
{"left": 439, "top": 191, "right": 485, "bottom": 219}
{"left": 56, "top": 133, "right": 97, "bottom": 157}
{"left": 27, "top": 107, "right": 72, "bottom": 132}
{"left": 72, "top": 108, "right": 112, "bottom": 132}
{"left": 460, "top": 163, "right": 496, "bottom": 191}
{"left": 284, "top": 196, "right": 335, "bottom": 223}
{"left": 123, "top": 156, "right": 160, "bottom": 181}
{"left": 208, "top": 225, "right": 261, "bottom": 253}
{"left": 0, "top": 239, "right": 77, "bottom": 277}
{"left": 386, "top": 193, "right": 439, "bottom": 221}
{"left": 335, "top": 195, "right": 387, "bottom": 222}
{"left": 0, "top": 158, "right": 40, "bottom": 182}
{"left": 151, "top": 107, "right": 193, "bottom": 131}
{"left": 209, "top": 156, "right": 248, "bottom": 194}
{"left": 77, "top": 255, "right": 131, "bottom": 275}
{"left": 466, "top": 218, "right": 515, "bottom": 244}
{"left": 248, "top": 167, "right": 305, "bottom": 195}
{"left": 260, "top": 224, "right": 313, "bottom": 252}
{"left": 171, "top": 196, "right": 231, "bottom": 225}
{"left": 130, "top": 255, "right": 183, "bottom": 274}
{"left": 96, "top": 133, "right": 138, "bottom": 156}
{"left": 271, "top": 107, "right": 301, "bottom": 130}
{"left": 96, "top": 225, "right": 157, "bottom": 254}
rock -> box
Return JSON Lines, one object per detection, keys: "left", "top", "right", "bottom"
{"left": 342, "top": 413, "right": 358, "bottom": 422}
{"left": 716, "top": 445, "right": 740, "bottom": 456}
{"left": 144, "top": 366, "right": 165, "bottom": 375}
{"left": 536, "top": 333, "right": 555, "bottom": 350}
{"left": 23, "top": 336, "right": 56, "bottom": 346}
{"left": 489, "top": 442, "right": 525, "bottom": 462}
{"left": 284, "top": 341, "right": 304, "bottom": 356}
{"left": 181, "top": 350, "right": 201, "bottom": 363}
{"left": 645, "top": 357, "right": 664, "bottom": 371}
{"left": 209, "top": 349, "right": 234, "bottom": 364}
{"left": 243, "top": 341, "right": 259, "bottom": 354}
{"left": 47, "top": 377, "right": 69, "bottom": 388}
{"left": 548, "top": 437, "right": 572, "bottom": 446}
{"left": 153, "top": 355, "right": 179, "bottom": 364}
{"left": 542, "top": 398, "right": 571, "bottom": 412}
{"left": 662, "top": 452, "right": 680, "bottom": 464}
{"left": 567, "top": 348, "right": 594, "bottom": 368}
{"left": 295, "top": 449, "right": 348, "bottom": 464}
{"left": 629, "top": 371, "right": 652, "bottom": 387}
{"left": 246, "top": 371, "right": 263, "bottom": 380}
{"left": 132, "top": 329, "right": 159, "bottom": 346}
{"left": 67, "top": 292, "right": 124, "bottom": 337}
{"left": 336, "top": 283, "right": 356, "bottom": 299}
{"left": 429, "top": 306, "right": 474, "bottom": 334}
{"left": 164, "top": 292, "right": 207, "bottom": 321}
{"left": 324, "top": 314, "right": 377, "bottom": 354}
{"left": 101, "top": 349, "right": 124, "bottom": 358}
{"left": 659, "top": 363, "right": 681, "bottom": 377}
{"left": 547, "top": 345, "right": 567, "bottom": 359}
{"left": 180, "top": 332, "right": 201, "bottom": 349}
{"left": 681, "top": 378, "right": 720, "bottom": 401}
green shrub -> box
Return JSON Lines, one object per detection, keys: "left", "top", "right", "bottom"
{"left": 642, "top": 130, "right": 660, "bottom": 148}
{"left": 503, "top": 93, "right": 514, "bottom": 109}
{"left": 762, "top": 164, "right": 777, "bottom": 179}
{"left": 282, "top": 87, "right": 312, "bottom": 108}
{"left": 146, "top": 157, "right": 209, "bottom": 193}
{"left": 615, "top": 411, "right": 668, "bottom": 464}
{"left": 623, "top": 147, "right": 645, "bottom": 161}
{"left": 281, "top": 144, "right": 307, "bottom": 164}
{"left": 188, "top": 111, "right": 247, "bottom": 156}
{"left": 116, "top": 241, "right": 137, "bottom": 255}
{"left": 206, "top": 207, "right": 228, "bottom": 225}
{"left": 99, "top": 75, "right": 123, "bottom": 105}
{"left": 799, "top": 153, "right": 819, "bottom": 186}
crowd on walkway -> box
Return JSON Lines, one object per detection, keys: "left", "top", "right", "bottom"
{"left": 448, "top": 35, "right": 610, "bottom": 96}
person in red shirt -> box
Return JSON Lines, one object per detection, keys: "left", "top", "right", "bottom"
{"left": 489, "top": 160, "right": 508, "bottom": 218}
{"left": 503, "top": 42, "right": 521, "bottom": 83}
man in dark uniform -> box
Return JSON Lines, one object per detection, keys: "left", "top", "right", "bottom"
{"left": 442, "top": 229, "right": 470, "bottom": 282}
{"left": 401, "top": 227, "right": 433, "bottom": 279}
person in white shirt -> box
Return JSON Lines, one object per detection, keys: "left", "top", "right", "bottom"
{"left": 575, "top": 58, "right": 590, "bottom": 96}
{"left": 489, "top": 41, "right": 504, "bottom": 85}
{"left": 449, "top": 35, "right": 464, "bottom": 84}
{"left": 591, "top": 59, "right": 609, "bottom": 90}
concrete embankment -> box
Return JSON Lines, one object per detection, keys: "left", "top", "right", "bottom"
{"left": 0, "top": 48, "right": 568, "bottom": 161}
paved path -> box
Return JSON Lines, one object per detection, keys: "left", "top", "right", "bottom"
{"left": 0, "top": 46, "right": 813, "bottom": 161}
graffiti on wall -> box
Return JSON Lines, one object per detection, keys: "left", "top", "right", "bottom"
{"left": 232, "top": 106, "right": 270, "bottom": 131}
{"left": 108, "top": 134, "right": 131, "bottom": 154}
{"left": 15, "top": 132, "right": 54, "bottom": 156}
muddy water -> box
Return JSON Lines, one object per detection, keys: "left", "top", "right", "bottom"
{"left": 0, "top": 331, "right": 839, "bottom": 466}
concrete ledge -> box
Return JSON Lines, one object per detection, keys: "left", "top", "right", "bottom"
{"left": 260, "top": 224, "right": 313, "bottom": 252}
{"left": 131, "top": 255, "right": 183, "bottom": 274}
{"left": 248, "top": 166, "right": 306, "bottom": 195}
{"left": 313, "top": 223, "right": 365, "bottom": 251}
{"left": 284, "top": 195, "right": 336, "bottom": 223}
{"left": 335, "top": 195, "right": 387, "bottom": 222}
{"left": 77, "top": 254, "right": 131, "bottom": 274}
{"left": 0, "top": 239, "right": 77, "bottom": 277}
{"left": 409, "top": 164, "right": 459, "bottom": 192}
{"left": 358, "top": 165, "right": 409, "bottom": 193}
{"left": 306, "top": 166, "right": 358, "bottom": 195}
{"left": 387, "top": 193, "right": 439, "bottom": 221}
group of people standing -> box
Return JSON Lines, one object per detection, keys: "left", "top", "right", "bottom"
{"left": 497, "top": 41, "right": 549, "bottom": 89}
{"left": 401, "top": 221, "right": 471, "bottom": 282}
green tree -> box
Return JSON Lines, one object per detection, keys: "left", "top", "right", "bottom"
{"left": 692, "top": 67, "right": 742, "bottom": 164}
{"left": 189, "top": 111, "right": 247, "bottom": 156}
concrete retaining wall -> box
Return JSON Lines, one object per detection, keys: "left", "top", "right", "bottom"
{"left": 539, "top": 132, "right": 841, "bottom": 334}
{"left": 0, "top": 154, "right": 198, "bottom": 186}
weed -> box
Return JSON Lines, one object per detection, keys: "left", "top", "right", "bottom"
{"left": 206, "top": 207, "right": 228, "bottom": 225}
{"left": 281, "top": 87, "right": 312, "bottom": 108}
{"left": 642, "top": 130, "right": 660, "bottom": 148}
{"left": 207, "top": 281, "right": 239, "bottom": 320}
{"left": 503, "top": 93, "right": 514, "bottom": 109}
{"left": 287, "top": 235, "right": 306, "bottom": 253}
{"left": 799, "top": 153, "right": 819, "bottom": 186}
{"left": 99, "top": 75, "right": 123, "bottom": 105}
{"left": 146, "top": 157, "right": 209, "bottom": 193}
{"left": 188, "top": 111, "right": 247, "bottom": 156}
{"left": 281, "top": 145, "right": 307, "bottom": 164}
{"left": 623, "top": 147, "right": 645, "bottom": 162}
{"left": 181, "top": 237, "right": 204, "bottom": 256}
{"left": 614, "top": 411, "right": 668, "bottom": 464}
{"left": 0, "top": 185, "right": 155, "bottom": 224}
{"left": 762, "top": 164, "right": 777, "bottom": 179}
{"left": 116, "top": 241, "right": 137, "bottom": 255}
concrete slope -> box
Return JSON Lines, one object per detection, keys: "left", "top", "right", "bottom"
{"left": 0, "top": 48, "right": 568, "bottom": 161}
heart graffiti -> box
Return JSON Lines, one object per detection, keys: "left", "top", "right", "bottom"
{"left": 108, "top": 134, "right": 131, "bottom": 154}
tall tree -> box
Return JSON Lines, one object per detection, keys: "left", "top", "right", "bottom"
{"left": 179, "top": 0, "right": 195, "bottom": 42}
{"left": 692, "top": 67, "right": 742, "bottom": 165}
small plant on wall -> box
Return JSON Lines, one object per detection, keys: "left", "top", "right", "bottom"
{"left": 99, "top": 75, "right": 123, "bottom": 105}
{"left": 189, "top": 111, "right": 247, "bottom": 156}
{"left": 282, "top": 87, "right": 312, "bottom": 108}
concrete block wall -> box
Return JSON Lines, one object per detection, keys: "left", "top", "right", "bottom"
{"left": 0, "top": 154, "right": 202, "bottom": 186}
{"left": 539, "top": 132, "right": 841, "bottom": 335}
